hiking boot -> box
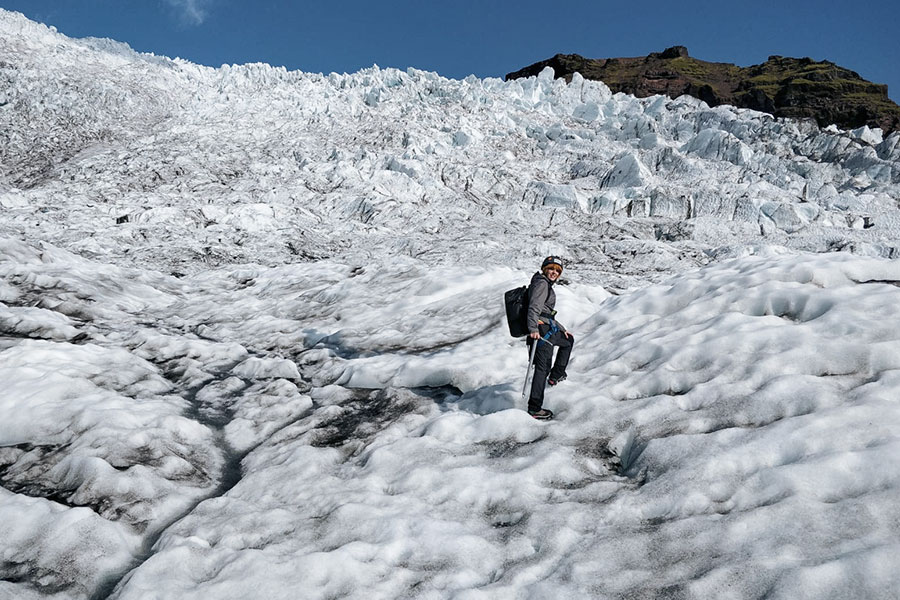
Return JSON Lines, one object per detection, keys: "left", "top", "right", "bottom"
{"left": 528, "top": 408, "right": 554, "bottom": 421}
{"left": 548, "top": 375, "right": 567, "bottom": 386}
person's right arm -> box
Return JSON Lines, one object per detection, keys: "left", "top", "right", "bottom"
{"left": 526, "top": 277, "right": 547, "bottom": 339}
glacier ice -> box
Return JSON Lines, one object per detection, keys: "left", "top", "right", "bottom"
{"left": 1, "top": 8, "right": 900, "bottom": 600}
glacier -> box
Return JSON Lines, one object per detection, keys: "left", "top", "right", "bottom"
{"left": 1, "top": 8, "right": 899, "bottom": 600}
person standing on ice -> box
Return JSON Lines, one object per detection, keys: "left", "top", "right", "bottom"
{"left": 525, "top": 256, "right": 574, "bottom": 420}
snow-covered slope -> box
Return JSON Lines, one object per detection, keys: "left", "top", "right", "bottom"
{"left": 1, "top": 9, "right": 899, "bottom": 600}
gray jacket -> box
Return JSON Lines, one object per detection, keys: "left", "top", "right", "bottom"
{"left": 526, "top": 271, "right": 565, "bottom": 333}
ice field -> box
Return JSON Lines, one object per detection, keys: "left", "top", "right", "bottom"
{"left": 1, "top": 9, "right": 899, "bottom": 599}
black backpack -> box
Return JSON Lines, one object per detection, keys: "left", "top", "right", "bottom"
{"left": 504, "top": 286, "right": 529, "bottom": 337}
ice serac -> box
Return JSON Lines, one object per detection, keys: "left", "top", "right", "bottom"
{"left": 1, "top": 7, "right": 900, "bottom": 600}
{"left": 524, "top": 181, "right": 584, "bottom": 210}
{"left": 600, "top": 153, "right": 653, "bottom": 189}
{"left": 682, "top": 128, "right": 753, "bottom": 166}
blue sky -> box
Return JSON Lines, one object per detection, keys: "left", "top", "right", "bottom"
{"left": 3, "top": 0, "right": 898, "bottom": 102}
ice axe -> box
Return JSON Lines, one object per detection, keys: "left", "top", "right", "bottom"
{"left": 521, "top": 338, "right": 539, "bottom": 399}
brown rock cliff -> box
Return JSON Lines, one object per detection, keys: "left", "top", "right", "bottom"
{"left": 506, "top": 47, "right": 900, "bottom": 134}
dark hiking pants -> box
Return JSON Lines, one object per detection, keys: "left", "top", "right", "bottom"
{"left": 526, "top": 323, "right": 574, "bottom": 412}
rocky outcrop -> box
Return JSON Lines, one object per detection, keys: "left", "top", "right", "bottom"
{"left": 506, "top": 47, "right": 900, "bottom": 134}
